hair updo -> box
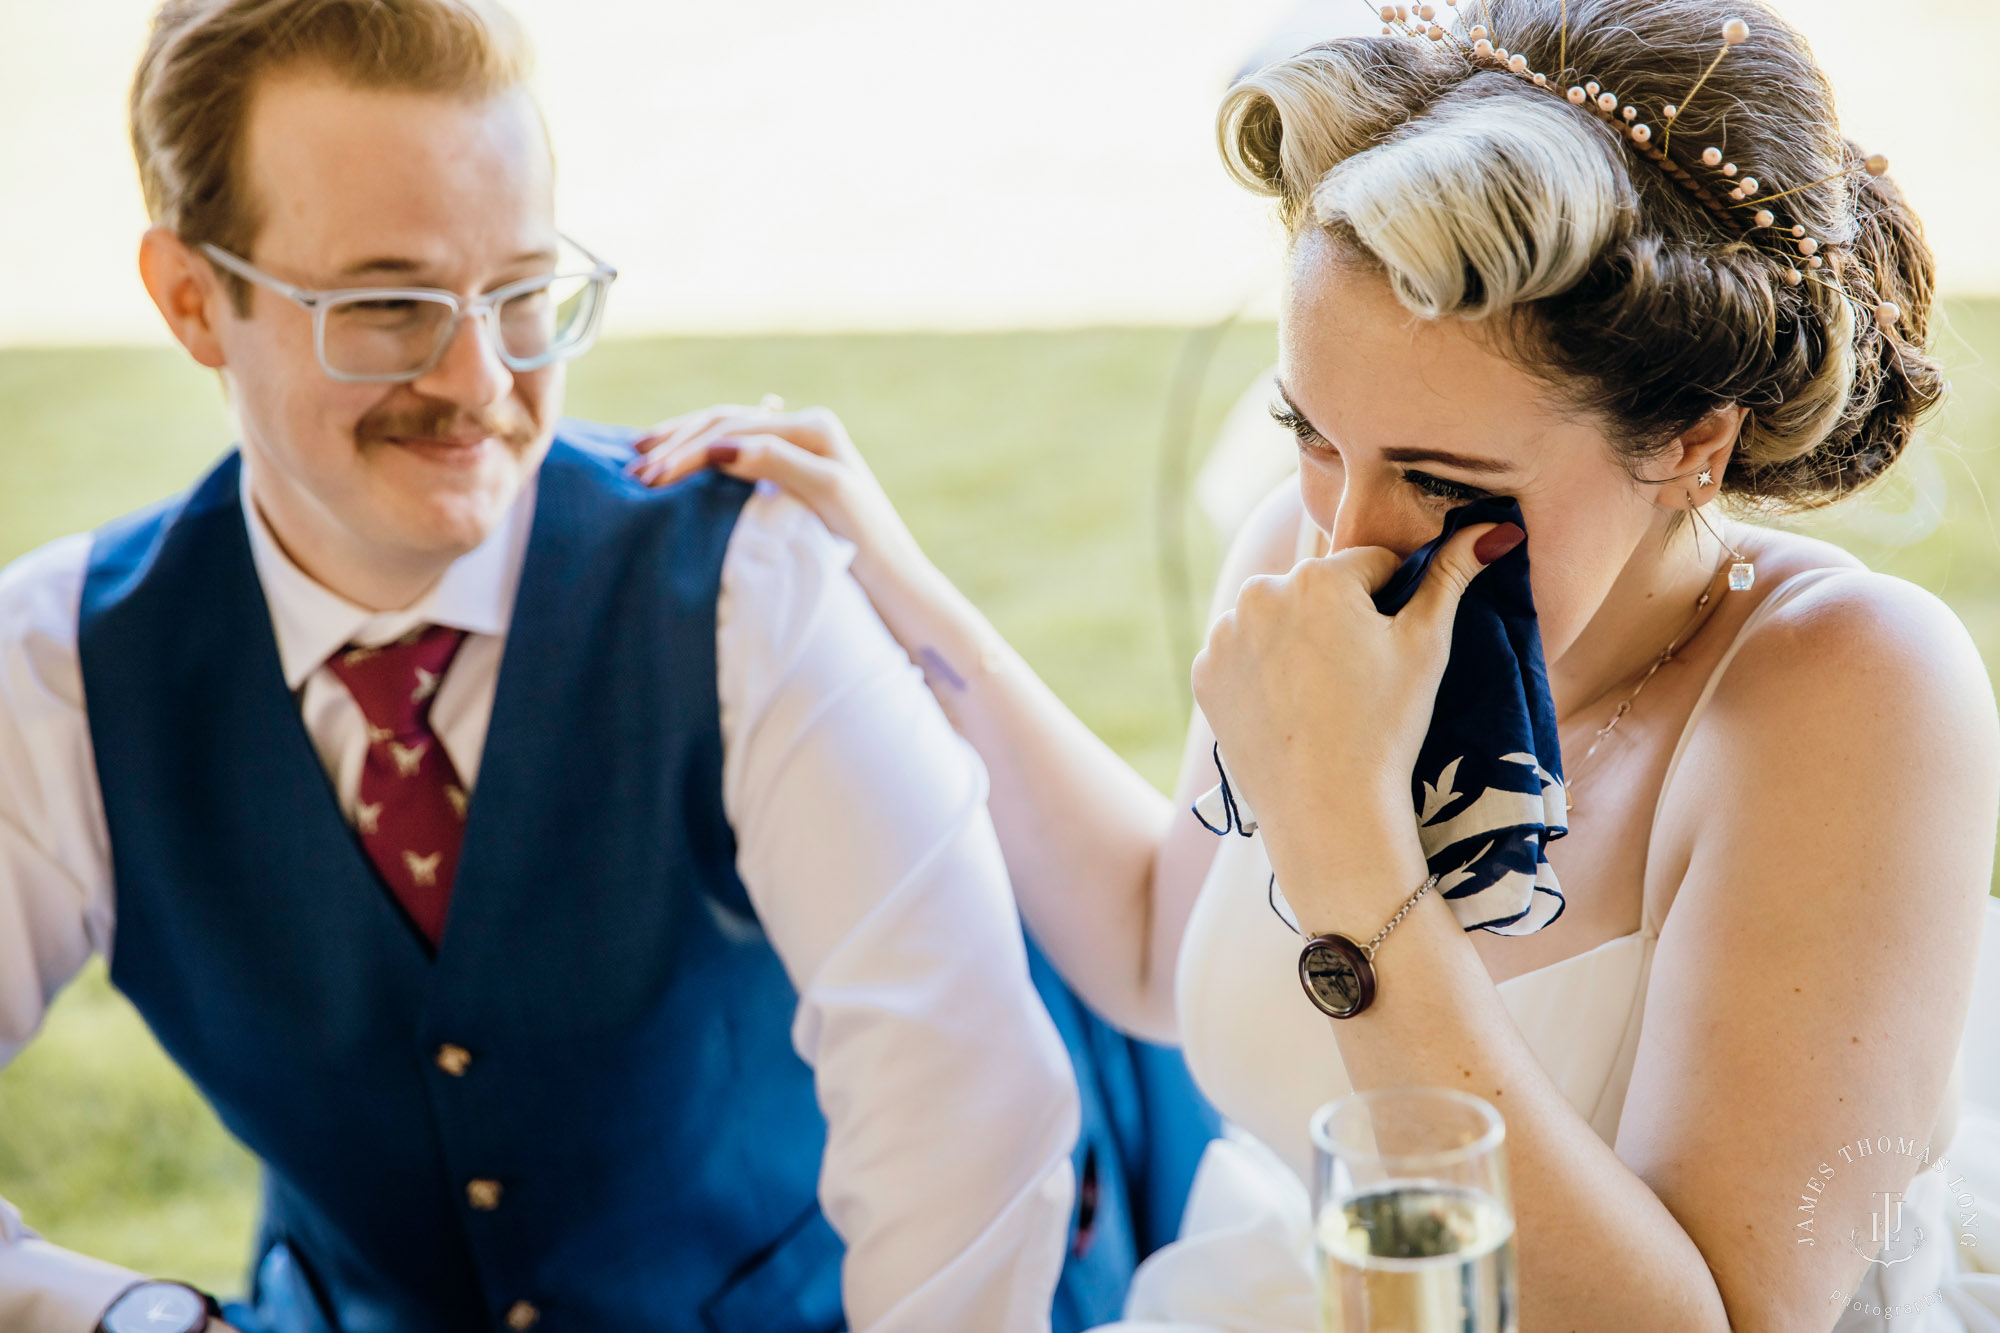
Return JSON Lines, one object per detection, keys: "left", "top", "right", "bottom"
{"left": 1219, "top": 0, "right": 1943, "bottom": 512}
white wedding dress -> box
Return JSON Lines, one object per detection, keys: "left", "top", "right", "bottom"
{"left": 1101, "top": 567, "right": 2000, "bottom": 1332}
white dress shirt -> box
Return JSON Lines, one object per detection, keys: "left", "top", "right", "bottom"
{"left": 0, "top": 459, "right": 1078, "bottom": 1332}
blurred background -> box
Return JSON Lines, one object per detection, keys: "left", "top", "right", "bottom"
{"left": 2, "top": 0, "right": 1998, "bottom": 1298}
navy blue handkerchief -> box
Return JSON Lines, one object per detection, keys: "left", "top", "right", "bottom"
{"left": 1194, "top": 496, "right": 1568, "bottom": 935}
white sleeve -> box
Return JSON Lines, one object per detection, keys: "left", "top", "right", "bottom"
{"left": 0, "top": 535, "right": 145, "bottom": 1329}
{"left": 715, "top": 484, "right": 1078, "bottom": 1333}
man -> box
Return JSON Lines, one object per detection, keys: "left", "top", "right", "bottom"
{"left": 0, "top": 1, "right": 1211, "bottom": 1330}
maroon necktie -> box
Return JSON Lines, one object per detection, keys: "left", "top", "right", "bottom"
{"left": 324, "top": 626, "right": 470, "bottom": 948}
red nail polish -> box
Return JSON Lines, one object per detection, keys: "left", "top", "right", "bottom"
{"left": 706, "top": 442, "right": 740, "bottom": 466}
{"left": 1474, "top": 522, "right": 1525, "bottom": 565}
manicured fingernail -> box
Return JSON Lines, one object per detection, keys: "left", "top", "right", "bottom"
{"left": 706, "top": 442, "right": 740, "bottom": 466}
{"left": 1474, "top": 522, "right": 1525, "bottom": 565}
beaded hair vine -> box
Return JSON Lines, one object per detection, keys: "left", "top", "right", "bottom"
{"left": 1360, "top": 1, "right": 1903, "bottom": 332}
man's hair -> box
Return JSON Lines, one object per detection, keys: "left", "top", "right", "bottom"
{"left": 131, "top": 0, "right": 533, "bottom": 305}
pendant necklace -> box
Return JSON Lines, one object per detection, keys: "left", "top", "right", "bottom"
{"left": 1561, "top": 542, "right": 1738, "bottom": 814}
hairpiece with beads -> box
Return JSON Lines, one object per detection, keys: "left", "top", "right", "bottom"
{"left": 1361, "top": 3, "right": 1903, "bottom": 333}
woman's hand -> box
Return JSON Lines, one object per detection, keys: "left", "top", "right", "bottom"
{"left": 628, "top": 403, "right": 928, "bottom": 592}
{"left": 1189, "top": 520, "right": 1521, "bottom": 916}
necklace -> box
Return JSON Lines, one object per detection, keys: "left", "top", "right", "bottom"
{"left": 1561, "top": 544, "right": 1735, "bottom": 812}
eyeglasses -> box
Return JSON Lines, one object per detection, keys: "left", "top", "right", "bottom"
{"left": 200, "top": 236, "right": 618, "bottom": 384}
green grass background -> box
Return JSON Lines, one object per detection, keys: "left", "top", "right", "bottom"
{"left": 1, "top": 308, "right": 1997, "bottom": 1293}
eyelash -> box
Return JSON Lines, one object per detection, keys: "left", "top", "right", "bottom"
{"left": 1269, "top": 404, "right": 1495, "bottom": 506}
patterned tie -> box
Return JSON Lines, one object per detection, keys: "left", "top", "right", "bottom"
{"left": 324, "top": 625, "right": 471, "bottom": 948}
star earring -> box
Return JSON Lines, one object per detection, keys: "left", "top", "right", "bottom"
{"left": 1697, "top": 467, "right": 1714, "bottom": 487}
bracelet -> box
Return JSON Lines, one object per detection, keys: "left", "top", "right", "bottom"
{"left": 1297, "top": 872, "right": 1440, "bottom": 1019}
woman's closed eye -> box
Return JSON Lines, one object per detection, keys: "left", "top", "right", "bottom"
{"left": 1268, "top": 402, "right": 1499, "bottom": 507}
{"left": 1402, "top": 470, "right": 1492, "bottom": 504}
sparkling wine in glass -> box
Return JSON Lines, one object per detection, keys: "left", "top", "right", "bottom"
{"left": 1311, "top": 1087, "right": 1517, "bottom": 1333}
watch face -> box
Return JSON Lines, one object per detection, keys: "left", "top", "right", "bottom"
{"left": 1300, "top": 935, "right": 1375, "bottom": 1018}
{"left": 105, "top": 1282, "right": 205, "bottom": 1333}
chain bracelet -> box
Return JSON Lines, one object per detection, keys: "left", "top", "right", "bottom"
{"left": 1358, "top": 872, "right": 1442, "bottom": 961}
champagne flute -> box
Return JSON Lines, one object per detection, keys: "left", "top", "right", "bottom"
{"left": 1311, "top": 1086, "right": 1517, "bottom": 1333}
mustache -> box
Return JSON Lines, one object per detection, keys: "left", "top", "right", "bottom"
{"left": 356, "top": 394, "right": 540, "bottom": 450}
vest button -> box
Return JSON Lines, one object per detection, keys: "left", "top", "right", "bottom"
{"left": 504, "top": 1300, "right": 540, "bottom": 1329}
{"left": 466, "top": 1178, "right": 503, "bottom": 1211}
{"left": 434, "top": 1043, "right": 472, "bottom": 1076}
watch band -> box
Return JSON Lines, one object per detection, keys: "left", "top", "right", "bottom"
{"left": 1298, "top": 872, "right": 1440, "bottom": 1019}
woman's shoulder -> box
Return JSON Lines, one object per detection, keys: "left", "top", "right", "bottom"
{"left": 1733, "top": 525, "right": 1965, "bottom": 657}
{"left": 1652, "top": 523, "right": 1998, "bottom": 937}
{"left": 1716, "top": 525, "right": 1995, "bottom": 746}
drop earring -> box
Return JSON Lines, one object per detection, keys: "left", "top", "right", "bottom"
{"left": 1692, "top": 497, "right": 1754, "bottom": 591}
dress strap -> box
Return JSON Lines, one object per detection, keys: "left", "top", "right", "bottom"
{"left": 1643, "top": 566, "right": 1853, "bottom": 932}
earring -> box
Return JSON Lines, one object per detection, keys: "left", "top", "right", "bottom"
{"left": 1696, "top": 467, "right": 1714, "bottom": 488}
{"left": 1692, "top": 501, "right": 1755, "bottom": 591}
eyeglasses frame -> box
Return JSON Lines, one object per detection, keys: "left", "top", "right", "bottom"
{"left": 198, "top": 235, "right": 618, "bottom": 384}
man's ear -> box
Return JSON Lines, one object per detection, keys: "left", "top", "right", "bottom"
{"left": 1643, "top": 405, "right": 1747, "bottom": 510}
{"left": 138, "top": 226, "right": 229, "bottom": 370}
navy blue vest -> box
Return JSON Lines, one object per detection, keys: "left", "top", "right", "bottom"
{"left": 76, "top": 426, "right": 1215, "bottom": 1333}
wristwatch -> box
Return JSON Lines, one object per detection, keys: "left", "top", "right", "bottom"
{"left": 97, "top": 1280, "right": 221, "bottom": 1333}
{"left": 1299, "top": 932, "right": 1377, "bottom": 1018}
{"left": 1297, "top": 871, "right": 1441, "bottom": 1019}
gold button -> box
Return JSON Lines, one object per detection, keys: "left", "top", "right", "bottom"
{"left": 504, "top": 1300, "right": 540, "bottom": 1329}
{"left": 435, "top": 1043, "right": 472, "bottom": 1076}
{"left": 466, "top": 1178, "right": 503, "bottom": 1211}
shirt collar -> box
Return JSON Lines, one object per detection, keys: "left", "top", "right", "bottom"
{"left": 238, "top": 456, "right": 538, "bottom": 690}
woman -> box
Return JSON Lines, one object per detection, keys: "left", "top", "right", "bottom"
{"left": 634, "top": 0, "right": 2000, "bottom": 1327}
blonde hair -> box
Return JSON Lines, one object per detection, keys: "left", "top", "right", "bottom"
{"left": 131, "top": 0, "right": 533, "bottom": 306}
{"left": 1220, "top": 0, "right": 1942, "bottom": 511}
